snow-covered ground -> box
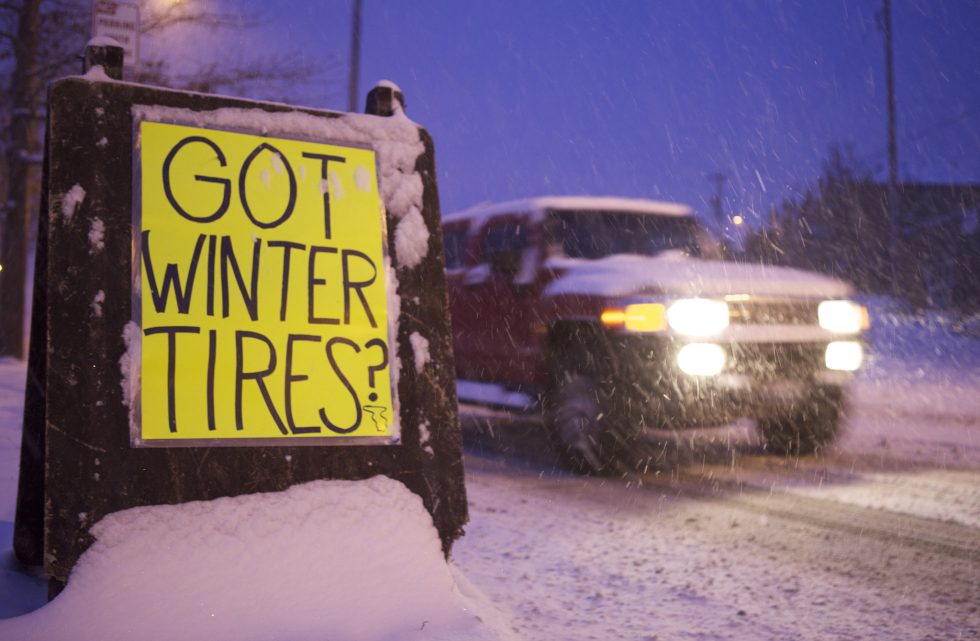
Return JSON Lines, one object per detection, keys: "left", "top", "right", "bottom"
{"left": 0, "top": 300, "right": 978, "bottom": 639}
{"left": 855, "top": 297, "right": 980, "bottom": 420}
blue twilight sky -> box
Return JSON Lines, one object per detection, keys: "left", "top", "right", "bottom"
{"left": 184, "top": 0, "right": 980, "bottom": 228}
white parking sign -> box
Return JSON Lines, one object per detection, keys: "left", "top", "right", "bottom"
{"left": 92, "top": 1, "right": 140, "bottom": 68}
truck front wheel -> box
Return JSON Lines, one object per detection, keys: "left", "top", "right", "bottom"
{"left": 757, "top": 387, "right": 845, "bottom": 456}
{"left": 546, "top": 372, "right": 616, "bottom": 474}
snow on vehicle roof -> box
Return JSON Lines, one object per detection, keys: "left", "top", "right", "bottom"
{"left": 543, "top": 254, "right": 853, "bottom": 299}
{"left": 443, "top": 196, "right": 692, "bottom": 230}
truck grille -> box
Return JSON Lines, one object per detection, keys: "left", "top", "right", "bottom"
{"left": 727, "top": 342, "right": 825, "bottom": 379}
{"left": 727, "top": 300, "right": 819, "bottom": 326}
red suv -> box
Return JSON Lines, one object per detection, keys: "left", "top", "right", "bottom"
{"left": 444, "top": 196, "right": 867, "bottom": 473}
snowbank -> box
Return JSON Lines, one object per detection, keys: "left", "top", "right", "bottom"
{"left": 0, "top": 476, "right": 515, "bottom": 641}
{"left": 855, "top": 296, "right": 980, "bottom": 419}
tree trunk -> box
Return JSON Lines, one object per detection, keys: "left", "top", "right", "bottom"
{"left": 0, "top": 0, "right": 42, "bottom": 359}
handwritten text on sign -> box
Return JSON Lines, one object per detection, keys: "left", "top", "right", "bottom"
{"left": 136, "top": 121, "right": 396, "bottom": 444}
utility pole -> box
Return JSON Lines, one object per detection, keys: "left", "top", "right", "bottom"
{"left": 347, "top": 0, "right": 363, "bottom": 113}
{"left": 707, "top": 172, "right": 727, "bottom": 228}
{"left": 882, "top": 0, "right": 900, "bottom": 291}
{"left": 0, "top": 0, "right": 42, "bottom": 359}
{"left": 707, "top": 172, "right": 728, "bottom": 254}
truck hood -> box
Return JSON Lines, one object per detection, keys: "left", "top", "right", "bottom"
{"left": 542, "top": 254, "right": 852, "bottom": 300}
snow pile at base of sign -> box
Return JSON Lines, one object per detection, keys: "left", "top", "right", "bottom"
{"left": 0, "top": 477, "right": 516, "bottom": 641}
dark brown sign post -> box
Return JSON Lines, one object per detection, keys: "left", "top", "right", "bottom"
{"left": 15, "top": 43, "right": 466, "bottom": 595}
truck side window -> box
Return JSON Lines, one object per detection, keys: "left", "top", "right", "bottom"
{"left": 443, "top": 227, "right": 469, "bottom": 270}
{"left": 482, "top": 221, "right": 527, "bottom": 276}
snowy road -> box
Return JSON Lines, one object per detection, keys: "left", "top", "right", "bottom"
{"left": 2, "top": 304, "right": 979, "bottom": 639}
{"left": 453, "top": 402, "right": 980, "bottom": 641}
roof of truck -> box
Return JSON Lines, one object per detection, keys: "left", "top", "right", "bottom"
{"left": 443, "top": 196, "right": 692, "bottom": 227}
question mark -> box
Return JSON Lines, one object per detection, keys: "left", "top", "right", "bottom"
{"left": 364, "top": 338, "right": 389, "bottom": 402}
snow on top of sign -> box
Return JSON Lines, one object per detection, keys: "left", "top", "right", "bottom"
{"left": 418, "top": 421, "right": 434, "bottom": 456}
{"left": 81, "top": 65, "right": 114, "bottom": 82}
{"left": 329, "top": 170, "right": 345, "bottom": 199}
{"left": 355, "top": 165, "right": 373, "bottom": 191}
{"left": 270, "top": 152, "right": 285, "bottom": 174}
{"left": 88, "top": 217, "right": 105, "bottom": 253}
{"left": 409, "top": 331, "right": 431, "bottom": 374}
{"left": 131, "top": 104, "right": 431, "bottom": 271}
{"left": 131, "top": 104, "right": 425, "bottom": 222}
{"left": 396, "top": 206, "right": 430, "bottom": 269}
{"left": 119, "top": 321, "right": 141, "bottom": 425}
{"left": 86, "top": 36, "right": 123, "bottom": 49}
{"left": 60, "top": 184, "right": 86, "bottom": 222}
{"left": 543, "top": 254, "right": 852, "bottom": 299}
{"left": 0, "top": 477, "right": 514, "bottom": 641}
{"left": 377, "top": 79, "right": 403, "bottom": 92}
{"left": 384, "top": 259, "right": 403, "bottom": 440}
{"left": 91, "top": 291, "right": 106, "bottom": 318}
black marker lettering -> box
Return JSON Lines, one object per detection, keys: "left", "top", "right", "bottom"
{"left": 235, "top": 330, "right": 287, "bottom": 434}
{"left": 162, "top": 136, "right": 231, "bottom": 223}
{"left": 301, "top": 152, "right": 346, "bottom": 239}
{"left": 206, "top": 234, "right": 217, "bottom": 317}
{"left": 220, "top": 235, "right": 261, "bottom": 321}
{"left": 319, "top": 337, "right": 362, "bottom": 434}
{"left": 207, "top": 328, "right": 217, "bottom": 431}
{"left": 307, "top": 245, "right": 339, "bottom": 325}
{"left": 341, "top": 249, "right": 378, "bottom": 328}
{"left": 240, "top": 143, "right": 296, "bottom": 229}
{"left": 284, "top": 334, "right": 322, "bottom": 434}
{"left": 141, "top": 231, "right": 206, "bottom": 314}
{"left": 268, "top": 240, "right": 307, "bottom": 322}
{"left": 144, "top": 326, "right": 201, "bottom": 433}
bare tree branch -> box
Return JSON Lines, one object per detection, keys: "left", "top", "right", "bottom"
{"left": 140, "top": 1, "right": 256, "bottom": 35}
{"left": 2, "top": 0, "right": 346, "bottom": 356}
{"left": 133, "top": 50, "right": 343, "bottom": 109}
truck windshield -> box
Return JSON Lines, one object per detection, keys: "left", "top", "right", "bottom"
{"left": 546, "top": 210, "right": 721, "bottom": 260}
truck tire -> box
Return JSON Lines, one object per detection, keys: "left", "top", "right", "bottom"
{"left": 546, "top": 372, "right": 612, "bottom": 474}
{"left": 757, "top": 387, "right": 844, "bottom": 456}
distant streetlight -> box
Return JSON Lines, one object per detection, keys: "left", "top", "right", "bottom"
{"left": 731, "top": 214, "right": 744, "bottom": 226}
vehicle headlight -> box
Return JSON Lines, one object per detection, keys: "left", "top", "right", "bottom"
{"left": 677, "top": 343, "right": 727, "bottom": 376}
{"left": 667, "top": 298, "right": 729, "bottom": 337}
{"left": 818, "top": 300, "right": 869, "bottom": 334}
{"left": 825, "top": 341, "right": 863, "bottom": 371}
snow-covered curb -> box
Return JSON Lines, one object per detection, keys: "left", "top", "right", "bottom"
{"left": 0, "top": 477, "right": 516, "bottom": 641}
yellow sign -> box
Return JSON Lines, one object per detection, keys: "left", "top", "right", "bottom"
{"left": 135, "top": 121, "right": 396, "bottom": 445}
